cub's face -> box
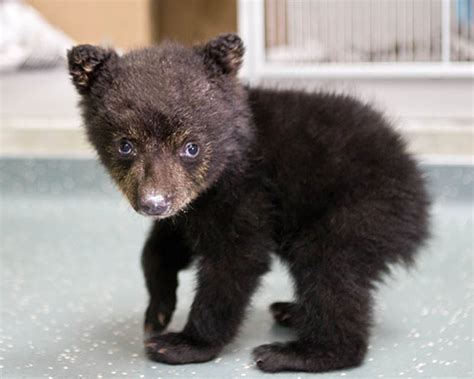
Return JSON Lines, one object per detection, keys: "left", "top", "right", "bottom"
{"left": 68, "top": 35, "right": 248, "bottom": 218}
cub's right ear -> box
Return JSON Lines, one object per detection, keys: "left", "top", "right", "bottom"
{"left": 67, "top": 45, "right": 118, "bottom": 95}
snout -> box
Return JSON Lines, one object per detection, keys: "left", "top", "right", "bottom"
{"left": 138, "top": 194, "right": 172, "bottom": 217}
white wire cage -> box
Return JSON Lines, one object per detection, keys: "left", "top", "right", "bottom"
{"left": 239, "top": 0, "right": 474, "bottom": 79}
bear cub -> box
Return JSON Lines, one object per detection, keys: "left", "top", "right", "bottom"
{"left": 68, "top": 34, "right": 430, "bottom": 373}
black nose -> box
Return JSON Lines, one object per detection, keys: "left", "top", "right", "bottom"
{"left": 138, "top": 194, "right": 171, "bottom": 216}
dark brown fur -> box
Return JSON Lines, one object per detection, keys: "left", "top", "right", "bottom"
{"left": 68, "top": 34, "right": 430, "bottom": 373}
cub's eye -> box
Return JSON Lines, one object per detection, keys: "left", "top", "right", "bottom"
{"left": 181, "top": 142, "right": 200, "bottom": 159}
{"left": 118, "top": 139, "right": 134, "bottom": 156}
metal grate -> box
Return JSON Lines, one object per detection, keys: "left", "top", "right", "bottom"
{"left": 264, "top": 0, "right": 473, "bottom": 64}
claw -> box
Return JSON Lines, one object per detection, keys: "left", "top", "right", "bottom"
{"left": 145, "top": 341, "right": 157, "bottom": 349}
{"left": 158, "top": 312, "right": 166, "bottom": 326}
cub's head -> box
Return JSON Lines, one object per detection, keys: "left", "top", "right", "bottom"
{"left": 68, "top": 34, "right": 251, "bottom": 218}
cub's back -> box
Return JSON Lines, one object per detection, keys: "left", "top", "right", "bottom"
{"left": 247, "top": 87, "right": 425, "bottom": 213}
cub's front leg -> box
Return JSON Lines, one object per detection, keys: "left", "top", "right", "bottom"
{"left": 142, "top": 221, "right": 192, "bottom": 338}
{"left": 145, "top": 229, "right": 272, "bottom": 364}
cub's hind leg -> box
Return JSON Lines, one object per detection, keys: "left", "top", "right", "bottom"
{"left": 255, "top": 189, "right": 428, "bottom": 373}
{"left": 255, "top": 218, "right": 376, "bottom": 372}
{"left": 255, "top": 252, "right": 372, "bottom": 372}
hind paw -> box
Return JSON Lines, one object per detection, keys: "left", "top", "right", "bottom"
{"left": 253, "top": 341, "right": 366, "bottom": 373}
{"left": 269, "top": 302, "right": 299, "bottom": 327}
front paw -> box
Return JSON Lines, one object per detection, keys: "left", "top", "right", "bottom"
{"left": 144, "top": 303, "right": 173, "bottom": 338}
{"left": 145, "top": 332, "right": 221, "bottom": 364}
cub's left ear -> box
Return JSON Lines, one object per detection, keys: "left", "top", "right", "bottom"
{"left": 67, "top": 44, "right": 118, "bottom": 95}
{"left": 197, "top": 34, "right": 244, "bottom": 76}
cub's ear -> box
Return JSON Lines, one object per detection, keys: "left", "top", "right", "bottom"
{"left": 197, "top": 34, "right": 244, "bottom": 76}
{"left": 67, "top": 45, "right": 118, "bottom": 94}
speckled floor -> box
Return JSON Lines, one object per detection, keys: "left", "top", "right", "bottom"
{"left": 1, "top": 159, "right": 472, "bottom": 379}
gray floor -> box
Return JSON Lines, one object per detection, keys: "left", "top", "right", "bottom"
{"left": 1, "top": 159, "right": 472, "bottom": 379}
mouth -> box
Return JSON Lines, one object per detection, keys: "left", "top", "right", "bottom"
{"left": 136, "top": 208, "right": 175, "bottom": 219}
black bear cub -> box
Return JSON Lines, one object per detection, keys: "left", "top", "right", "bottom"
{"left": 68, "top": 34, "right": 430, "bottom": 373}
